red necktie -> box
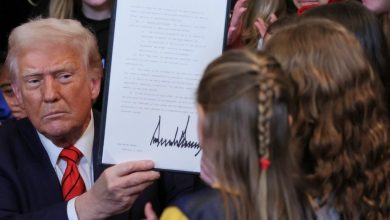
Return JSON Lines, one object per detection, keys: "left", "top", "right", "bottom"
{"left": 59, "top": 146, "right": 86, "bottom": 201}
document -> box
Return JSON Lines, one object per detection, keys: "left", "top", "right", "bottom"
{"left": 100, "top": 0, "right": 229, "bottom": 172}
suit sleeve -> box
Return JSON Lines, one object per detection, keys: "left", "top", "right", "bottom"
{"left": 0, "top": 165, "right": 68, "bottom": 220}
{"left": 0, "top": 123, "right": 68, "bottom": 220}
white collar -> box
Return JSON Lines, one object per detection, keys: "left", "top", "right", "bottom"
{"left": 38, "top": 112, "right": 95, "bottom": 168}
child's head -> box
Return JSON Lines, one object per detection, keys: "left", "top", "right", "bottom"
{"left": 265, "top": 17, "right": 390, "bottom": 219}
{"left": 303, "top": 1, "right": 390, "bottom": 99}
{"left": 0, "top": 54, "right": 26, "bottom": 119}
{"left": 196, "top": 49, "right": 305, "bottom": 219}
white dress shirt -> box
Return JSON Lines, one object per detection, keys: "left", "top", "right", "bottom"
{"left": 38, "top": 113, "right": 95, "bottom": 220}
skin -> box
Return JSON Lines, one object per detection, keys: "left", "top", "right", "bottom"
{"left": 12, "top": 43, "right": 100, "bottom": 147}
{"left": 0, "top": 65, "right": 26, "bottom": 119}
{"left": 196, "top": 104, "right": 215, "bottom": 185}
{"left": 77, "top": 160, "right": 160, "bottom": 219}
{"left": 227, "top": 0, "right": 247, "bottom": 45}
{"left": 227, "top": 0, "right": 278, "bottom": 48}
{"left": 144, "top": 202, "right": 157, "bottom": 220}
{"left": 11, "top": 41, "right": 160, "bottom": 219}
{"left": 362, "top": 0, "right": 390, "bottom": 15}
{"left": 82, "top": 0, "right": 112, "bottom": 20}
{"left": 292, "top": 0, "right": 329, "bottom": 9}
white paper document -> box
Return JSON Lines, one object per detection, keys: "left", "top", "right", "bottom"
{"left": 101, "top": 0, "right": 229, "bottom": 172}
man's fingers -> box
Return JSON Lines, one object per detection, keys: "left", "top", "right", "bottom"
{"left": 122, "top": 171, "right": 160, "bottom": 188}
{"left": 113, "top": 160, "right": 155, "bottom": 176}
{"left": 120, "top": 180, "right": 156, "bottom": 196}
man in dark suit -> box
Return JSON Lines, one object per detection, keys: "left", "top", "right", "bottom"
{"left": 0, "top": 18, "right": 197, "bottom": 220}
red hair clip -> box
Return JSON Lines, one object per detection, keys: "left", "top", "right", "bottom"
{"left": 259, "top": 158, "right": 271, "bottom": 171}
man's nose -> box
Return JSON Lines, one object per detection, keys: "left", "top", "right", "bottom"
{"left": 42, "top": 77, "right": 60, "bottom": 103}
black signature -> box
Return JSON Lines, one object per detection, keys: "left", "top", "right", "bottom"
{"left": 150, "top": 115, "right": 201, "bottom": 156}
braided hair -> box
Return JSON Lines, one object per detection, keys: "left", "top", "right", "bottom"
{"left": 197, "top": 49, "right": 311, "bottom": 220}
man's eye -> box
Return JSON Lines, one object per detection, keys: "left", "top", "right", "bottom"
{"left": 58, "top": 73, "right": 73, "bottom": 82}
{"left": 27, "top": 79, "right": 40, "bottom": 85}
{"left": 25, "top": 78, "right": 41, "bottom": 89}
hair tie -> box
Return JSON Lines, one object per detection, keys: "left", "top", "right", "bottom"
{"left": 259, "top": 158, "right": 271, "bottom": 171}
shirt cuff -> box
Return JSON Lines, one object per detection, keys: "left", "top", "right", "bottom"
{"left": 67, "top": 197, "right": 79, "bottom": 220}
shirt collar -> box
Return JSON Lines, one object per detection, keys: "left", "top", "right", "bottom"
{"left": 38, "top": 112, "right": 95, "bottom": 167}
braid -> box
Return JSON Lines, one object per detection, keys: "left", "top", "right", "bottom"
{"left": 257, "top": 76, "right": 274, "bottom": 157}
{"left": 256, "top": 64, "right": 277, "bottom": 220}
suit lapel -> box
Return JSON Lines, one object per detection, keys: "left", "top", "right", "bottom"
{"left": 17, "top": 119, "right": 52, "bottom": 163}
{"left": 92, "top": 110, "right": 107, "bottom": 181}
{"left": 15, "top": 111, "right": 105, "bottom": 199}
{"left": 15, "top": 118, "right": 64, "bottom": 202}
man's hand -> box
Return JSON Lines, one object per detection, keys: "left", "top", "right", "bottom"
{"left": 75, "top": 160, "right": 160, "bottom": 220}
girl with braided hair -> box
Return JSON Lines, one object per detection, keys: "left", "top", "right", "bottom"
{"left": 145, "top": 49, "right": 313, "bottom": 220}
{"left": 265, "top": 18, "right": 390, "bottom": 219}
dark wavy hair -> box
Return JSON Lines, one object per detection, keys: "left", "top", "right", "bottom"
{"left": 265, "top": 18, "right": 390, "bottom": 219}
{"left": 303, "top": 0, "right": 390, "bottom": 109}
{"left": 197, "top": 49, "right": 312, "bottom": 220}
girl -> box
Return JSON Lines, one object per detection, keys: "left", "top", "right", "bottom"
{"left": 146, "top": 49, "right": 312, "bottom": 220}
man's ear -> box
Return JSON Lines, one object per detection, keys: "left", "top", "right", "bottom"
{"left": 11, "top": 82, "right": 25, "bottom": 108}
{"left": 90, "top": 70, "right": 102, "bottom": 102}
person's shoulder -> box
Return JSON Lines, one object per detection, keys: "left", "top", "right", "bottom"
{"left": 173, "top": 187, "right": 226, "bottom": 220}
{"left": 0, "top": 117, "right": 34, "bottom": 146}
{"left": 0, "top": 118, "right": 32, "bottom": 166}
{"left": 0, "top": 117, "right": 32, "bottom": 132}
{"left": 0, "top": 118, "right": 19, "bottom": 134}
{"left": 175, "top": 186, "right": 221, "bottom": 205}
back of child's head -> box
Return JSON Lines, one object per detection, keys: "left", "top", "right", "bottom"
{"left": 197, "top": 49, "right": 311, "bottom": 220}
{"left": 265, "top": 17, "right": 390, "bottom": 219}
{"left": 303, "top": 0, "right": 390, "bottom": 107}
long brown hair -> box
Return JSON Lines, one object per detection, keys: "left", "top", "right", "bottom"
{"left": 197, "top": 49, "right": 310, "bottom": 220}
{"left": 379, "top": 14, "right": 390, "bottom": 57}
{"left": 265, "top": 18, "right": 390, "bottom": 219}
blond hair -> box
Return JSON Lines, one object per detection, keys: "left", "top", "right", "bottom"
{"left": 6, "top": 18, "right": 102, "bottom": 82}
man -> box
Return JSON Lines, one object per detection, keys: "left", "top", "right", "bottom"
{"left": 0, "top": 18, "right": 176, "bottom": 219}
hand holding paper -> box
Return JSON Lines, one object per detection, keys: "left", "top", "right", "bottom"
{"left": 75, "top": 161, "right": 160, "bottom": 219}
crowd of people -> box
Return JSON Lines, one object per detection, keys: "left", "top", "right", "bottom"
{"left": 0, "top": 0, "right": 389, "bottom": 219}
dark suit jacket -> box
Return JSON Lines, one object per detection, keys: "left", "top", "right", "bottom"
{"left": 0, "top": 113, "right": 202, "bottom": 220}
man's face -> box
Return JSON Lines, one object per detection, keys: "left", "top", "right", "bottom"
{"left": 13, "top": 44, "right": 101, "bottom": 145}
{"left": 0, "top": 65, "right": 26, "bottom": 119}
{"left": 363, "top": 0, "right": 390, "bottom": 14}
